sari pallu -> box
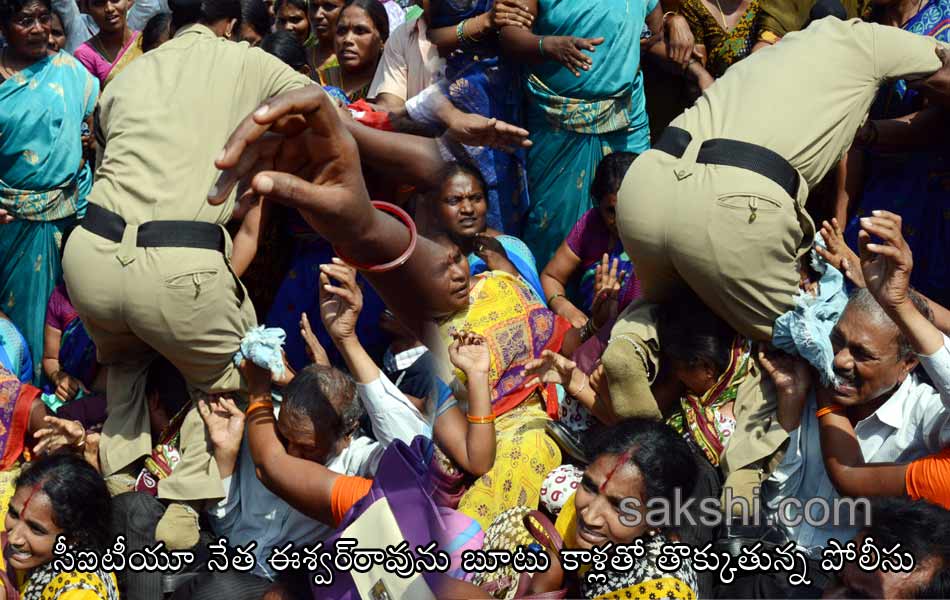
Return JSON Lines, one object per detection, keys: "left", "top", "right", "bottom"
{"left": 432, "top": 0, "right": 530, "bottom": 234}
{"left": 0, "top": 51, "right": 98, "bottom": 385}
{"left": 0, "top": 364, "right": 37, "bottom": 472}
{"left": 521, "top": 0, "right": 655, "bottom": 267}
{"left": 439, "top": 271, "right": 570, "bottom": 418}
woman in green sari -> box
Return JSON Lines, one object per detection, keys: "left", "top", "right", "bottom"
{"left": 0, "top": 0, "right": 98, "bottom": 385}
{"left": 500, "top": 0, "right": 711, "bottom": 266}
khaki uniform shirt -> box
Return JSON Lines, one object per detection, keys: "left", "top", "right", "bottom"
{"left": 90, "top": 24, "right": 311, "bottom": 225}
{"left": 671, "top": 18, "right": 943, "bottom": 191}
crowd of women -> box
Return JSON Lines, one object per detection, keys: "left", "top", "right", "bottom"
{"left": 3, "top": 0, "right": 950, "bottom": 598}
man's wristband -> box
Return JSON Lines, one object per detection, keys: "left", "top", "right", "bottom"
{"left": 816, "top": 404, "right": 845, "bottom": 419}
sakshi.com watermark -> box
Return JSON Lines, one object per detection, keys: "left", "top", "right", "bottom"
{"left": 617, "top": 487, "right": 872, "bottom": 530}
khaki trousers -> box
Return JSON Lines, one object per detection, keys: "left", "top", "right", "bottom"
{"left": 62, "top": 225, "right": 256, "bottom": 501}
{"left": 603, "top": 140, "right": 811, "bottom": 492}
{"left": 616, "top": 143, "right": 814, "bottom": 342}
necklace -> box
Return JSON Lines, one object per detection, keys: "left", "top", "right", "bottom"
{"left": 713, "top": 0, "right": 729, "bottom": 30}
{"left": 92, "top": 28, "right": 130, "bottom": 63}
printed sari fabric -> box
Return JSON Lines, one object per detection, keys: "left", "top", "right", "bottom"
{"left": 0, "top": 318, "right": 32, "bottom": 384}
{"left": 0, "top": 51, "right": 98, "bottom": 384}
{"left": 16, "top": 561, "right": 120, "bottom": 600}
{"left": 74, "top": 30, "right": 143, "bottom": 87}
{"left": 439, "top": 271, "right": 570, "bottom": 418}
{"left": 667, "top": 337, "right": 752, "bottom": 466}
{"left": 432, "top": 0, "right": 530, "bottom": 234}
{"left": 844, "top": 0, "right": 950, "bottom": 307}
{"left": 521, "top": 0, "right": 655, "bottom": 266}
{"left": 681, "top": 0, "right": 761, "bottom": 78}
{"left": 0, "top": 363, "right": 38, "bottom": 472}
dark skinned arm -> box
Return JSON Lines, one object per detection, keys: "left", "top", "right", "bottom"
{"left": 816, "top": 388, "right": 908, "bottom": 498}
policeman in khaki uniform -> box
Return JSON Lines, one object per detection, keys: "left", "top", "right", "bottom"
{"left": 62, "top": 0, "right": 310, "bottom": 547}
{"left": 602, "top": 18, "right": 950, "bottom": 500}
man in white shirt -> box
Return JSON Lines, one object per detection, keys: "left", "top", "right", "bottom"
{"left": 367, "top": 8, "right": 443, "bottom": 112}
{"left": 178, "top": 364, "right": 428, "bottom": 600}
{"left": 762, "top": 213, "right": 950, "bottom": 555}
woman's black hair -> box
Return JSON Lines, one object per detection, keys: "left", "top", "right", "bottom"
{"left": 437, "top": 161, "right": 489, "bottom": 198}
{"left": 141, "top": 12, "right": 171, "bottom": 52}
{"left": 590, "top": 151, "right": 638, "bottom": 206}
{"left": 0, "top": 0, "right": 52, "bottom": 27}
{"left": 260, "top": 29, "right": 308, "bottom": 70}
{"left": 657, "top": 291, "right": 735, "bottom": 377}
{"left": 274, "top": 0, "right": 308, "bottom": 18}
{"left": 586, "top": 418, "right": 697, "bottom": 506}
{"left": 341, "top": 0, "right": 388, "bottom": 41}
{"left": 15, "top": 453, "right": 111, "bottom": 554}
{"left": 241, "top": 0, "right": 271, "bottom": 38}
{"left": 171, "top": 0, "right": 241, "bottom": 32}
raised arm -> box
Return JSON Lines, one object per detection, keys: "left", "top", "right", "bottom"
{"left": 242, "top": 361, "right": 342, "bottom": 525}
{"left": 426, "top": 1, "right": 534, "bottom": 52}
{"left": 815, "top": 387, "right": 908, "bottom": 498}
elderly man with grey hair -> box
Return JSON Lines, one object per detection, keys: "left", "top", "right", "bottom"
{"left": 753, "top": 211, "right": 950, "bottom": 561}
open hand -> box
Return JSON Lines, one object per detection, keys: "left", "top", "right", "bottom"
{"left": 858, "top": 210, "right": 913, "bottom": 315}
{"left": 593, "top": 254, "right": 624, "bottom": 300}
{"left": 491, "top": 0, "right": 534, "bottom": 29}
{"left": 198, "top": 397, "right": 245, "bottom": 457}
{"left": 33, "top": 416, "right": 85, "bottom": 456}
{"left": 816, "top": 218, "right": 865, "bottom": 288}
{"left": 542, "top": 36, "right": 604, "bottom": 77}
{"left": 524, "top": 349, "right": 578, "bottom": 389}
{"left": 443, "top": 108, "right": 533, "bottom": 152}
{"left": 299, "top": 312, "right": 330, "bottom": 366}
{"left": 320, "top": 258, "right": 363, "bottom": 342}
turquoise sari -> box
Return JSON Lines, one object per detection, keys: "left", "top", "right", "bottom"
{"left": 0, "top": 51, "right": 98, "bottom": 384}
{"left": 521, "top": 0, "right": 657, "bottom": 266}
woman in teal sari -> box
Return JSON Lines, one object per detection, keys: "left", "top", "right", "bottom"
{"left": 500, "top": 0, "right": 710, "bottom": 266}
{"left": 0, "top": 0, "right": 99, "bottom": 385}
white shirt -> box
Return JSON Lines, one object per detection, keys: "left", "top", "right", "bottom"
{"left": 210, "top": 371, "right": 429, "bottom": 580}
{"left": 764, "top": 335, "right": 950, "bottom": 553}
{"left": 367, "top": 16, "right": 443, "bottom": 103}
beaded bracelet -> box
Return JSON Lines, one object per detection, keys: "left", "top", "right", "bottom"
{"left": 456, "top": 19, "right": 468, "bottom": 45}
{"left": 333, "top": 201, "right": 418, "bottom": 273}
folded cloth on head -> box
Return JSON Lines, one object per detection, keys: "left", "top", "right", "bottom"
{"left": 233, "top": 326, "right": 287, "bottom": 380}
{"left": 772, "top": 238, "right": 848, "bottom": 386}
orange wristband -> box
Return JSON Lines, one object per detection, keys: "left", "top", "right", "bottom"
{"left": 816, "top": 404, "right": 845, "bottom": 419}
{"left": 467, "top": 413, "right": 495, "bottom": 425}
{"left": 246, "top": 400, "right": 274, "bottom": 416}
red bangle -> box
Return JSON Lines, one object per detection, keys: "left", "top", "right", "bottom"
{"left": 333, "top": 201, "right": 417, "bottom": 273}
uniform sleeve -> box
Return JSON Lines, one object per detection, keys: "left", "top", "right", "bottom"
{"left": 252, "top": 48, "right": 313, "bottom": 102}
{"left": 368, "top": 21, "right": 411, "bottom": 102}
{"left": 331, "top": 475, "right": 374, "bottom": 526}
{"left": 869, "top": 20, "right": 944, "bottom": 81}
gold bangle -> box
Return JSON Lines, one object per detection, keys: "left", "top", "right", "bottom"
{"left": 816, "top": 405, "right": 845, "bottom": 419}
{"left": 246, "top": 400, "right": 274, "bottom": 416}
{"left": 547, "top": 293, "right": 566, "bottom": 306}
{"left": 467, "top": 413, "right": 495, "bottom": 424}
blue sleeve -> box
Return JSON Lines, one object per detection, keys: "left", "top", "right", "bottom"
{"left": 646, "top": 0, "right": 660, "bottom": 16}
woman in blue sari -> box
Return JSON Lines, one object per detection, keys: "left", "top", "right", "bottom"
{"left": 424, "top": 0, "right": 532, "bottom": 234}
{"left": 499, "top": 0, "right": 708, "bottom": 266}
{"left": 0, "top": 0, "right": 98, "bottom": 385}
{"left": 842, "top": 0, "right": 950, "bottom": 307}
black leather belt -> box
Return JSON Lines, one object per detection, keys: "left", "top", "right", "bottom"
{"left": 654, "top": 126, "right": 800, "bottom": 199}
{"left": 82, "top": 203, "right": 224, "bottom": 251}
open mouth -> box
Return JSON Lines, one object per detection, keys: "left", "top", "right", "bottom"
{"left": 8, "top": 545, "right": 33, "bottom": 563}
{"left": 576, "top": 518, "right": 606, "bottom": 545}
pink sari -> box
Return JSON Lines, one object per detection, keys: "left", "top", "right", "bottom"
{"left": 74, "top": 30, "right": 143, "bottom": 87}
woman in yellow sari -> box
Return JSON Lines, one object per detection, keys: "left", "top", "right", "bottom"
{"left": 435, "top": 236, "right": 577, "bottom": 531}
